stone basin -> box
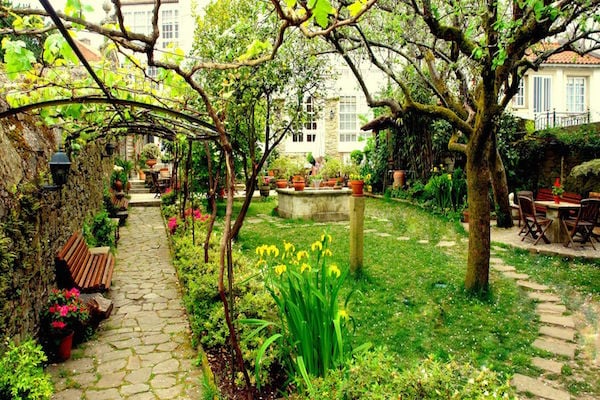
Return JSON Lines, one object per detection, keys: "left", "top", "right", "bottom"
{"left": 276, "top": 187, "right": 352, "bottom": 221}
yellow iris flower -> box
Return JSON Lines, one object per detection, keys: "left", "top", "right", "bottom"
{"left": 274, "top": 264, "right": 287, "bottom": 276}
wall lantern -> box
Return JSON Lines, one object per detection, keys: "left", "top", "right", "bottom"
{"left": 329, "top": 109, "right": 335, "bottom": 120}
{"left": 101, "top": 142, "right": 116, "bottom": 158}
{"left": 43, "top": 149, "right": 72, "bottom": 191}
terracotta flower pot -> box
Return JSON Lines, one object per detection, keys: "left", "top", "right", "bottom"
{"left": 350, "top": 180, "right": 364, "bottom": 196}
{"left": 293, "top": 180, "right": 305, "bottom": 191}
{"left": 145, "top": 159, "right": 157, "bottom": 168}
{"left": 553, "top": 195, "right": 560, "bottom": 204}
{"left": 276, "top": 179, "right": 288, "bottom": 188}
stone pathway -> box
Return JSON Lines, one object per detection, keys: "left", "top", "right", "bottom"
{"left": 48, "top": 207, "right": 202, "bottom": 399}
{"left": 489, "top": 256, "right": 576, "bottom": 400}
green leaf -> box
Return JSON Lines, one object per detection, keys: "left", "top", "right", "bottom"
{"left": 1, "top": 39, "right": 36, "bottom": 79}
{"left": 311, "top": 0, "right": 333, "bottom": 29}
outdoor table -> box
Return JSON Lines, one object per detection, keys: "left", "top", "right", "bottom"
{"left": 535, "top": 200, "right": 581, "bottom": 243}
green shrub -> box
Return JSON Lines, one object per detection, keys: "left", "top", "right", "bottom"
{"left": 293, "top": 347, "right": 515, "bottom": 399}
{"left": 170, "top": 231, "right": 279, "bottom": 387}
{"left": 82, "top": 210, "right": 116, "bottom": 249}
{"left": 0, "top": 338, "right": 54, "bottom": 400}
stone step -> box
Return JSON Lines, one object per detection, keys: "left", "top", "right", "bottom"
{"left": 491, "top": 264, "right": 516, "bottom": 272}
{"left": 536, "top": 303, "right": 567, "bottom": 314}
{"left": 539, "top": 325, "right": 576, "bottom": 342}
{"left": 489, "top": 257, "right": 504, "bottom": 264}
{"left": 517, "top": 280, "right": 549, "bottom": 291}
{"left": 532, "top": 357, "right": 564, "bottom": 375}
{"left": 528, "top": 292, "right": 561, "bottom": 303}
{"left": 511, "top": 374, "right": 570, "bottom": 400}
{"left": 503, "top": 271, "right": 530, "bottom": 280}
{"left": 539, "top": 314, "right": 575, "bottom": 329}
{"left": 533, "top": 338, "right": 576, "bottom": 358}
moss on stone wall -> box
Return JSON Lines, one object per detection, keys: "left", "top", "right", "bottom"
{"left": 0, "top": 112, "right": 112, "bottom": 344}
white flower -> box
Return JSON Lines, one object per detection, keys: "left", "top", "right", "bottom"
{"left": 113, "top": 165, "right": 124, "bottom": 172}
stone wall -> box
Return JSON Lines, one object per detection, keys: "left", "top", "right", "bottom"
{"left": 0, "top": 108, "right": 111, "bottom": 342}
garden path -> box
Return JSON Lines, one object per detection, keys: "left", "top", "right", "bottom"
{"left": 47, "top": 207, "right": 202, "bottom": 400}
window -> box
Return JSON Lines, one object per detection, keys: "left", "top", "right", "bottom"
{"left": 339, "top": 96, "right": 357, "bottom": 142}
{"left": 566, "top": 77, "right": 585, "bottom": 112}
{"left": 292, "top": 132, "right": 304, "bottom": 142}
{"left": 513, "top": 78, "right": 525, "bottom": 107}
{"left": 533, "top": 76, "right": 551, "bottom": 113}
{"left": 123, "top": 11, "right": 152, "bottom": 35}
{"left": 303, "top": 97, "right": 317, "bottom": 142}
{"left": 161, "top": 9, "right": 179, "bottom": 48}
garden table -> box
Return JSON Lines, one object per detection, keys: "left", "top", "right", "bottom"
{"left": 535, "top": 201, "right": 581, "bottom": 243}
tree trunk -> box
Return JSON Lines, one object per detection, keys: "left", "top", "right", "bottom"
{"left": 490, "top": 147, "right": 513, "bottom": 228}
{"left": 464, "top": 134, "right": 492, "bottom": 295}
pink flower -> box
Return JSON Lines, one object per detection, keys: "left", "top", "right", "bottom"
{"left": 59, "top": 305, "right": 69, "bottom": 317}
{"left": 51, "top": 321, "right": 66, "bottom": 329}
{"left": 168, "top": 216, "right": 178, "bottom": 234}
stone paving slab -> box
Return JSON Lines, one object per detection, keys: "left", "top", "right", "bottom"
{"left": 536, "top": 303, "right": 567, "bottom": 314}
{"left": 528, "top": 292, "right": 561, "bottom": 302}
{"left": 511, "top": 374, "right": 570, "bottom": 400}
{"left": 539, "top": 314, "right": 576, "bottom": 329}
{"left": 48, "top": 207, "right": 203, "bottom": 399}
{"left": 539, "top": 325, "right": 576, "bottom": 342}
{"left": 533, "top": 338, "right": 577, "bottom": 358}
{"left": 491, "top": 264, "right": 516, "bottom": 272}
{"left": 516, "top": 280, "right": 549, "bottom": 291}
{"left": 502, "top": 271, "right": 530, "bottom": 280}
{"left": 532, "top": 357, "right": 564, "bottom": 375}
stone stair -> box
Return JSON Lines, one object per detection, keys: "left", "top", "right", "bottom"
{"left": 489, "top": 256, "right": 575, "bottom": 400}
{"left": 128, "top": 179, "right": 149, "bottom": 194}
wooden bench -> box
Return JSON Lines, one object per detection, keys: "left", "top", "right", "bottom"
{"left": 55, "top": 232, "right": 115, "bottom": 293}
{"left": 535, "top": 187, "right": 581, "bottom": 214}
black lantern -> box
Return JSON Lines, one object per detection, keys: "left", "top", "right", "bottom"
{"left": 44, "top": 150, "right": 71, "bottom": 191}
{"left": 102, "top": 142, "right": 116, "bottom": 158}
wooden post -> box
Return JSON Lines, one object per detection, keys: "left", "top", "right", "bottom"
{"left": 349, "top": 195, "right": 364, "bottom": 273}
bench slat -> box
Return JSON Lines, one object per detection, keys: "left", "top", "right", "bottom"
{"left": 55, "top": 233, "right": 115, "bottom": 293}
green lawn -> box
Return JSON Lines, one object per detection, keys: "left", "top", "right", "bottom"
{"left": 233, "top": 197, "right": 541, "bottom": 376}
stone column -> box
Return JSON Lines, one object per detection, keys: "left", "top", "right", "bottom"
{"left": 349, "top": 195, "right": 364, "bottom": 273}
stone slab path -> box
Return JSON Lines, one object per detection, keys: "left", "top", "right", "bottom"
{"left": 48, "top": 207, "right": 202, "bottom": 399}
{"left": 490, "top": 256, "right": 576, "bottom": 400}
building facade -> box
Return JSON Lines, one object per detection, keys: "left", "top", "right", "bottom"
{"left": 508, "top": 45, "right": 600, "bottom": 129}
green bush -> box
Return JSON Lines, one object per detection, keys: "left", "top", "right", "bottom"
{"left": 170, "top": 231, "right": 279, "bottom": 387}
{"left": 0, "top": 339, "right": 53, "bottom": 400}
{"left": 423, "top": 167, "right": 467, "bottom": 213}
{"left": 82, "top": 210, "right": 116, "bottom": 249}
{"left": 293, "top": 347, "right": 515, "bottom": 399}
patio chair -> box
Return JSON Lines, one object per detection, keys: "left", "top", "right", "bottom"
{"left": 519, "top": 196, "right": 553, "bottom": 245}
{"left": 151, "top": 171, "right": 170, "bottom": 198}
{"left": 515, "top": 190, "right": 534, "bottom": 233}
{"left": 562, "top": 198, "right": 600, "bottom": 250}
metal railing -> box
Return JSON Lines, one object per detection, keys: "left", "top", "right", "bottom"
{"left": 534, "top": 109, "right": 590, "bottom": 130}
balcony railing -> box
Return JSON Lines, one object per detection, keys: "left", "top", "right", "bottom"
{"left": 534, "top": 109, "right": 590, "bottom": 130}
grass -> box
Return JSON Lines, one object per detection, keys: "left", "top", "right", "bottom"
{"left": 232, "top": 197, "right": 541, "bottom": 376}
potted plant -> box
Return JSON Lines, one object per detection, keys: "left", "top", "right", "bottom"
{"left": 42, "top": 288, "right": 90, "bottom": 361}
{"left": 110, "top": 165, "right": 128, "bottom": 193}
{"left": 552, "top": 177, "right": 564, "bottom": 203}
{"left": 141, "top": 143, "right": 161, "bottom": 168}
{"left": 349, "top": 173, "right": 366, "bottom": 196}
{"left": 269, "top": 156, "right": 293, "bottom": 188}
{"left": 321, "top": 158, "right": 342, "bottom": 186}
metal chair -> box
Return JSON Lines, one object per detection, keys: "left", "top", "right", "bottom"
{"left": 562, "top": 198, "right": 600, "bottom": 250}
{"left": 519, "top": 196, "right": 553, "bottom": 245}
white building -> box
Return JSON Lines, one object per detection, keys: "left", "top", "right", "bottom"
{"left": 508, "top": 43, "right": 600, "bottom": 129}
{"left": 117, "top": 0, "right": 384, "bottom": 161}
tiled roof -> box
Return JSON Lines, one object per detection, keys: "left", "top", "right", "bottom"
{"left": 528, "top": 43, "right": 600, "bottom": 65}
{"left": 74, "top": 39, "right": 101, "bottom": 62}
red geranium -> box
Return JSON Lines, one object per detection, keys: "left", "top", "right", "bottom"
{"left": 43, "top": 288, "right": 89, "bottom": 334}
